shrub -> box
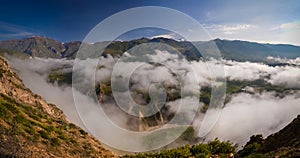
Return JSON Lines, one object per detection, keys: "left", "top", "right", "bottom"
{"left": 191, "top": 144, "right": 210, "bottom": 156}
{"left": 79, "top": 129, "right": 87, "bottom": 136}
{"left": 50, "top": 137, "right": 60, "bottom": 147}
{"left": 39, "top": 130, "right": 51, "bottom": 140}
{"left": 208, "top": 139, "right": 237, "bottom": 155}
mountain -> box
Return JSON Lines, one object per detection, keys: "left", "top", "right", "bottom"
{"left": 0, "top": 37, "right": 299, "bottom": 62}
{"left": 0, "top": 36, "right": 65, "bottom": 58}
{"left": 208, "top": 39, "right": 300, "bottom": 62}
{"left": 62, "top": 41, "right": 82, "bottom": 58}
{"left": 0, "top": 56, "right": 116, "bottom": 157}
{"left": 0, "top": 36, "right": 81, "bottom": 59}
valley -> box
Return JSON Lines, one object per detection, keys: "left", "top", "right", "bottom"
{"left": 0, "top": 36, "right": 299, "bottom": 157}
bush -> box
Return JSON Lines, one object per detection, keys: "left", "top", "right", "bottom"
{"left": 124, "top": 139, "right": 237, "bottom": 157}
{"left": 191, "top": 144, "right": 210, "bottom": 156}
{"left": 79, "top": 129, "right": 87, "bottom": 136}
{"left": 39, "top": 130, "right": 51, "bottom": 139}
{"left": 50, "top": 137, "right": 60, "bottom": 147}
{"left": 208, "top": 139, "right": 237, "bottom": 155}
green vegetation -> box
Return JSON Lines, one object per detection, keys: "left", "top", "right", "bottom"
{"left": 0, "top": 64, "right": 15, "bottom": 79}
{"left": 48, "top": 71, "right": 72, "bottom": 85}
{"left": 99, "top": 82, "right": 112, "bottom": 95}
{"left": 199, "top": 79, "right": 300, "bottom": 113}
{"left": 0, "top": 67, "right": 3, "bottom": 78}
{"left": 124, "top": 138, "right": 237, "bottom": 158}
{"left": 0, "top": 93, "right": 62, "bottom": 141}
{"left": 0, "top": 48, "right": 30, "bottom": 59}
{"left": 225, "top": 79, "right": 300, "bottom": 95}
{"left": 0, "top": 92, "right": 114, "bottom": 157}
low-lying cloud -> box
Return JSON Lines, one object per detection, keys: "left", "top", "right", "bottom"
{"left": 206, "top": 92, "right": 300, "bottom": 147}
{"left": 4, "top": 53, "right": 300, "bottom": 150}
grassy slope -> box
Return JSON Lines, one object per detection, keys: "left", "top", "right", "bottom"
{"left": 0, "top": 56, "right": 116, "bottom": 157}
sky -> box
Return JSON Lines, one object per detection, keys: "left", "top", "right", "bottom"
{"left": 0, "top": 0, "right": 300, "bottom": 45}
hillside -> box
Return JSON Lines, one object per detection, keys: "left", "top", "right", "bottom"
{"left": 259, "top": 115, "right": 300, "bottom": 157}
{"left": 1, "top": 36, "right": 299, "bottom": 62}
{"left": 238, "top": 115, "right": 300, "bottom": 157}
{"left": 0, "top": 56, "right": 116, "bottom": 157}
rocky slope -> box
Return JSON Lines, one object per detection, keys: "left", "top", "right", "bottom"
{"left": 0, "top": 56, "right": 116, "bottom": 157}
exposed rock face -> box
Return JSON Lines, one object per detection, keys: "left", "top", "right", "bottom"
{"left": 0, "top": 56, "right": 117, "bottom": 157}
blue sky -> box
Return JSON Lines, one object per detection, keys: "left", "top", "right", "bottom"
{"left": 0, "top": 0, "right": 300, "bottom": 45}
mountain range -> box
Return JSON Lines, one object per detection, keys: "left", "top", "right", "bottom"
{"left": 0, "top": 36, "right": 299, "bottom": 62}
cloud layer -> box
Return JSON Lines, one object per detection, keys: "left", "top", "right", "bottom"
{"left": 5, "top": 53, "right": 300, "bottom": 149}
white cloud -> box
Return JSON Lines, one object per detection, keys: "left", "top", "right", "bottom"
{"left": 268, "top": 66, "right": 300, "bottom": 88}
{"left": 267, "top": 56, "right": 300, "bottom": 66}
{"left": 204, "top": 24, "right": 256, "bottom": 35}
{"left": 0, "top": 21, "right": 34, "bottom": 38}
{"left": 278, "top": 22, "right": 300, "bottom": 30}
{"left": 206, "top": 92, "right": 300, "bottom": 147}
{"left": 270, "top": 21, "right": 300, "bottom": 46}
{"left": 5, "top": 53, "right": 300, "bottom": 150}
{"left": 192, "top": 21, "right": 300, "bottom": 46}
{"left": 151, "top": 33, "right": 185, "bottom": 41}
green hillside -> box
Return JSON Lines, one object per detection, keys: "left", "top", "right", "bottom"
{"left": 0, "top": 56, "right": 116, "bottom": 157}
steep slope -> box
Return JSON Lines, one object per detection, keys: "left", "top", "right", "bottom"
{"left": 0, "top": 56, "right": 116, "bottom": 157}
{"left": 261, "top": 115, "right": 300, "bottom": 153}
{"left": 238, "top": 115, "right": 300, "bottom": 157}
{"left": 62, "top": 41, "right": 81, "bottom": 58}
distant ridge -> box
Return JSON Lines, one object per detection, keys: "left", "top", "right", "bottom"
{"left": 0, "top": 36, "right": 81, "bottom": 59}
{"left": 0, "top": 36, "right": 299, "bottom": 62}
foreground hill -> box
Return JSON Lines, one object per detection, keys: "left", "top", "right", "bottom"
{"left": 238, "top": 115, "right": 300, "bottom": 157}
{"left": 0, "top": 56, "right": 116, "bottom": 157}
{"left": 262, "top": 115, "right": 300, "bottom": 152}
{"left": 0, "top": 36, "right": 299, "bottom": 62}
